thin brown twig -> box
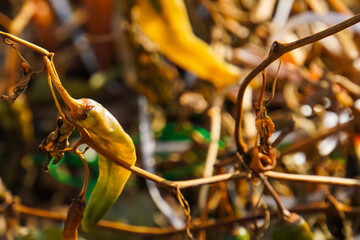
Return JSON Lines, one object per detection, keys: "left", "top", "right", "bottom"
{"left": 15, "top": 202, "right": 360, "bottom": 237}
{"left": 176, "top": 188, "right": 194, "bottom": 239}
{"left": 175, "top": 172, "right": 248, "bottom": 189}
{"left": 279, "top": 118, "right": 354, "bottom": 157}
{"left": 79, "top": 125, "right": 250, "bottom": 189}
{"left": 76, "top": 153, "right": 89, "bottom": 199}
{"left": 257, "top": 172, "right": 290, "bottom": 217}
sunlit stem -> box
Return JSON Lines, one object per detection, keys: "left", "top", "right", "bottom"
{"left": 43, "top": 54, "right": 85, "bottom": 114}
{"left": 264, "top": 59, "right": 282, "bottom": 106}
{"left": 47, "top": 72, "right": 73, "bottom": 126}
{"left": 0, "top": 31, "right": 50, "bottom": 56}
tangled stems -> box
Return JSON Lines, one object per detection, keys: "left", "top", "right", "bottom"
{"left": 1, "top": 29, "right": 360, "bottom": 192}
{"left": 15, "top": 201, "right": 360, "bottom": 237}
{"left": 234, "top": 12, "right": 360, "bottom": 154}
{"left": 234, "top": 11, "right": 360, "bottom": 220}
{"left": 1, "top": 11, "right": 360, "bottom": 189}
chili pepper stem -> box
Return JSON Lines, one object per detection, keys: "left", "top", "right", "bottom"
{"left": 43, "top": 55, "right": 92, "bottom": 120}
{"left": 43, "top": 56, "right": 77, "bottom": 108}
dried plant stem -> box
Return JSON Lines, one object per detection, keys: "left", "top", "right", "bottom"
{"left": 16, "top": 202, "right": 360, "bottom": 237}
{"left": 47, "top": 72, "right": 73, "bottom": 126}
{"left": 0, "top": 31, "right": 50, "bottom": 56}
{"left": 178, "top": 172, "right": 250, "bottom": 188}
{"left": 62, "top": 196, "right": 86, "bottom": 240}
{"left": 77, "top": 127, "right": 175, "bottom": 188}
{"left": 257, "top": 172, "right": 290, "bottom": 217}
{"left": 235, "top": 12, "right": 360, "bottom": 154}
{"left": 198, "top": 93, "right": 224, "bottom": 209}
{"left": 43, "top": 55, "right": 83, "bottom": 113}
{"left": 265, "top": 171, "right": 360, "bottom": 187}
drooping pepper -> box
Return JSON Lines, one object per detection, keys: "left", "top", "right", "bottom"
{"left": 70, "top": 99, "right": 136, "bottom": 232}
{"left": 0, "top": 32, "right": 137, "bottom": 236}
{"left": 40, "top": 52, "right": 137, "bottom": 232}
{"left": 132, "top": 0, "right": 241, "bottom": 88}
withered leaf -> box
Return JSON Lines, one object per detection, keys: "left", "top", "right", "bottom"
{"left": 255, "top": 105, "right": 275, "bottom": 153}
{"left": 38, "top": 117, "right": 74, "bottom": 168}
{"left": 1, "top": 60, "right": 33, "bottom": 103}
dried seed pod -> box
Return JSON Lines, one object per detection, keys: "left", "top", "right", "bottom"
{"left": 272, "top": 213, "right": 313, "bottom": 240}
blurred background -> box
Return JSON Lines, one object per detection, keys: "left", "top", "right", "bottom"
{"left": 1, "top": 0, "right": 360, "bottom": 239}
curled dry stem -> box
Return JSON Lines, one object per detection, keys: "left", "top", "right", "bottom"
{"left": 263, "top": 59, "right": 281, "bottom": 106}
{"left": 62, "top": 196, "right": 86, "bottom": 240}
{"left": 176, "top": 188, "right": 194, "bottom": 240}
{"left": 0, "top": 31, "right": 50, "bottom": 56}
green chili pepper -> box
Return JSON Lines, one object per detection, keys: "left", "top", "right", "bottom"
{"left": 73, "top": 99, "right": 136, "bottom": 232}
{"left": 272, "top": 214, "right": 313, "bottom": 240}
